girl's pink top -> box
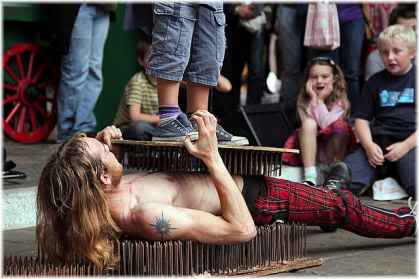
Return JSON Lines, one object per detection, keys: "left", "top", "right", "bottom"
{"left": 308, "top": 100, "right": 345, "bottom": 129}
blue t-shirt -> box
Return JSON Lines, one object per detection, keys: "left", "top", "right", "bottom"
{"left": 354, "top": 64, "right": 416, "bottom": 140}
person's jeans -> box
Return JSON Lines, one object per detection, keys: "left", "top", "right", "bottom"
{"left": 121, "top": 121, "right": 157, "bottom": 141}
{"left": 307, "top": 18, "right": 365, "bottom": 110}
{"left": 276, "top": 5, "right": 307, "bottom": 115}
{"left": 246, "top": 29, "right": 265, "bottom": 106}
{"left": 57, "top": 4, "right": 110, "bottom": 141}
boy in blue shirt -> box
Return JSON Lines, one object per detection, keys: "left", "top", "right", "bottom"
{"left": 345, "top": 24, "right": 416, "bottom": 197}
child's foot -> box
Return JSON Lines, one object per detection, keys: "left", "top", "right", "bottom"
{"left": 151, "top": 113, "right": 198, "bottom": 142}
{"left": 216, "top": 123, "right": 249, "bottom": 146}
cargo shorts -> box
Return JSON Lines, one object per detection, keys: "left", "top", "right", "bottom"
{"left": 145, "top": 2, "right": 226, "bottom": 87}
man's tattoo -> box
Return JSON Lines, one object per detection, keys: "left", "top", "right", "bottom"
{"left": 150, "top": 212, "right": 176, "bottom": 241}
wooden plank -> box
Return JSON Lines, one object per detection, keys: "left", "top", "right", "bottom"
{"left": 112, "top": 139, "right": 300, "bottom": 154}
{"left": 228, "top": 258, "right": 324, "bottom": 276}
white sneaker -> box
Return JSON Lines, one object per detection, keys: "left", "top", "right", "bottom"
{"left": 372, "top": 177, "right": 408, "bottom": 201}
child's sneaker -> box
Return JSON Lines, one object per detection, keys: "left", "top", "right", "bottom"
{"left": 216, "top": 124, "right": 249, "bottom": 146}
{"left": 152, "top": 113, "right": 198, "bottom": 142}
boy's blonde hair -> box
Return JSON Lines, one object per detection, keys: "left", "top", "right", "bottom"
{"left": 377, "top": 24, "right": 416, "bottom": 51}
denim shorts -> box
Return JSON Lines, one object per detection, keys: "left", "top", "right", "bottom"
{"left": 146, "top": 2, "right": 225, "bottom": 87}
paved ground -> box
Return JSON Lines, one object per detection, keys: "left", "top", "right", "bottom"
{"left": 2, "top": 136, "right": 416, "bottom": 276}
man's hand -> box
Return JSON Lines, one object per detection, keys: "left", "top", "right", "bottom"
{"left": 365, "top": 142, "right": 384, "bottom": 167}
{"left": 96, "top": 125, "right": 122, "bottom": 148}
{"left": 384, "top": 141, "right": 410, "bottom": 162}
{"left": 184, "top": 110, "right": 222, "bottom": 167}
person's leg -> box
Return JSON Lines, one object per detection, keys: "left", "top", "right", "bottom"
{"left": 246, "top": 28, "right": 265, "bottom": 106}
{"left": 343, "top": 146, "right": 376, "bottom": 195}
{"left": 186, "top": 82, "right": 210, "bottom": 113}
{"left": 276, "top": 5, "right": 304, "bottom": 116}
{"left": 339, "top": 18, "right": 365, "bottom": 111}
{"left": 184, "top": 5, "right": 225, "bottom": 110}
{"left": 259, "top": 177, "right": 415, "bottom": 238}
{"left": 57, "top": 4, "right": 92, "bottom": 142}
{"left": 146, "top": 3, "right": 197, "bottom": 140}
{"left": 73, "top": 5, "right": 110, "bottom": 134}
{"left": 121, "top": 121, "right": 156, "bottom": 140}
{"left": 298, "top": 117, "right": 318, "bottom": 184}
{"left": 395, "top": 148, "right": 416, "bottom": 198}
{"left": 322, "top": 119, "right": 356, "bottom": 163}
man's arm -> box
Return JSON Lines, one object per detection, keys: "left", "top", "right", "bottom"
{"left": 130, "top": 202, "right": 256, "bottom": 244}
{"left": 130, "top": 111, "right": 257, "bottom": 244}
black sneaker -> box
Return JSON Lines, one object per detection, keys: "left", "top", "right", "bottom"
{"left": 323, "top": 161, "right": 352, "bottom": 193}
{"left": 190, "top": 120, "right": 249, "bottom": 145}
{"left": 151, "top": 113, "right": 198, "bottom": 142}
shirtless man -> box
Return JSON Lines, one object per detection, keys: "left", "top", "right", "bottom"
{"left": 37, "top": 111, "right": 415, "bottom": 269}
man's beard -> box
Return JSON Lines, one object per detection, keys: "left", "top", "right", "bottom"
{"left": 111, "top": 164, "right": 123, "bottom": 187}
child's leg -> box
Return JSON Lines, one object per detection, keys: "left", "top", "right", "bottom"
{"left": 298, "top": 117, "right": 318, "bottom": 184}
{"left": 343, "top": 147, "right": 376, "bottom": 195}
{"left": 184, "top": 5, "right": 224, "bottom": 114}
{"left": 322, "top": 119, "right": 355, "bottom": 163}
{"left": 261, "top": 177, "right": 415, "bottom": 238}
{"left": 145, "top": 3, "right": 198, "bottom": 140}
{"left": 395, "top": 148, "right": 416, "bottom": 198}
{"left": 186, "top": 82, "right": 210, "bottom": 113}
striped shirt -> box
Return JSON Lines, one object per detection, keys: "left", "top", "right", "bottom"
{"left": 113, "top": 72, "right": 158, "bottom": 128}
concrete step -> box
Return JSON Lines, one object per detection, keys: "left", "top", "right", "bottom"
{"left": 3, "top": 186, "right": 37, "bottom": 230}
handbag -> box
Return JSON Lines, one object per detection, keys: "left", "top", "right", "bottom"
{"left": 304, "top": 3, "right": 340, "bottom": 50}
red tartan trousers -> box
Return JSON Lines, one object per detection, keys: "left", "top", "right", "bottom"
{"left": 252, "top": 177, "right": 414, "bottom": 239}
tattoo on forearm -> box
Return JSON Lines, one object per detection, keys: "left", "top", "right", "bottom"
{"left": 150, "top": 212, "right": 176, "bottom": 241}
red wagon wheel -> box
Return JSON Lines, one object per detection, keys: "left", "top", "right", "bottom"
{"left": 3, "top": 43, "right": 59, "bottom": 143}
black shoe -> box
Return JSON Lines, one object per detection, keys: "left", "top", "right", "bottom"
{"left": 324, "top": 161, "right": 352, "bottom": 193}
{"left": 319, "top": 224, "right": 338, "bottom": 233}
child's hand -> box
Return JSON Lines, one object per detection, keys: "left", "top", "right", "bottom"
{"left": 365, "top": 142, "right": 384, "bottom": 167}
{"left": 384, "top": 141, "right": 409, "bottom": 162}
{"left": 305, "top": 80, "right": 317, "bottom": 105}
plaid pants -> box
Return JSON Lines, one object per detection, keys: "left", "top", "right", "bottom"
{"left": 252, "top": 177, "right": 414, "bottom": 239}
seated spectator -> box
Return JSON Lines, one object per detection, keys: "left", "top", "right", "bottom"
{"left": 282, "top": 57, "right": 356, "bottom": 185}
{"left": 113, "top": 36, "right": 159, "bottom": 140}
{"left": 344, "top": 25, "right": 416, "bottom": 197}
{"left": 365, "top": 4, "right": 416, "bottom": 80}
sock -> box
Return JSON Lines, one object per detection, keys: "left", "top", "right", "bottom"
{"left": 159, "top": 106, "right": 180, "bottom": 124}
{"left": 304, "top": 166, "right": 317, "bottom": 185}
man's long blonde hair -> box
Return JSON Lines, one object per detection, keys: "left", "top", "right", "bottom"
{"left": 36, "top": 134, "right": 120, "bottom": 269}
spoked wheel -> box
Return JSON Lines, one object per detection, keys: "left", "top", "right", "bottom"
{"left": 3, "top": 43, "right": 59, "bottom": 143}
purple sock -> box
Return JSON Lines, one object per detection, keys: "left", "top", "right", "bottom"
{"left": 159, "top": 106, "right": 181, "bottom": 124}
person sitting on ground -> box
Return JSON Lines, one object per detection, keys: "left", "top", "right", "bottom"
{"left": 365, "top": 4, "right": 416, "bottom": 81}
{"left": 37, "top": 111, "right": 415, "bottom": 269}
{"left": 113, "top": 35, "right": 160, "bottom": 140}
{"left": 282, "top": 57, "right": 357, "bottom": 185}
{"left": 344, "top": 24, "right": 416, "bottom": 197}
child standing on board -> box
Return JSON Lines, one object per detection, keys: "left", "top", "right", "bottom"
{"left": 283, "top": 57, "right": 356, "bottom": 185}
